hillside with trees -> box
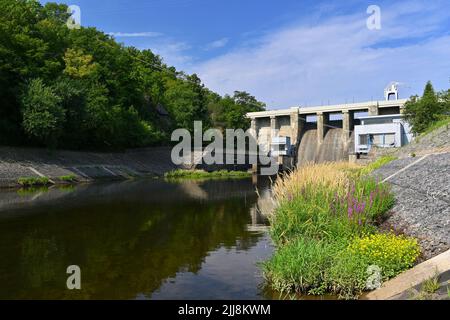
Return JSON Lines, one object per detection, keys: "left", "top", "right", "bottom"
{"left": 403, "top": 81, "right": 449, "bottom": 134}
{"left": 0, "top": 0, "right": 265, "bottom": 150}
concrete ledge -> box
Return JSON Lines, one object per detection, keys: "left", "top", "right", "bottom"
{"left": 365, "top": 249, "right": 450, "bottom": 300}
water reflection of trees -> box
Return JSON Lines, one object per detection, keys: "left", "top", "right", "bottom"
{"left": 0, "top": 179, "right": 268, "bottom": 299}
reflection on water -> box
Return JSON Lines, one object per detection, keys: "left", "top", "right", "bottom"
{"left": 0, "top": 178, "right": 275, "bottom": 300}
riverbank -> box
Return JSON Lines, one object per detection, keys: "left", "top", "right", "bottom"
{"left": 0, "top": 146, "right": 253, "bottom": 189}
{"left": 261, "top": 161, "right": 422, "bottom": 299}
{"left": 0, "top": 146, "right": 178, "bottom": 188}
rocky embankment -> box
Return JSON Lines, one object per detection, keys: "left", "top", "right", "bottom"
{"left": 373, "top": 152, "right": 450, "bottom": 259}
{"left": 0, "top": 146, "right": 178, "bottom": 188}
{"left": 372, "top": 124, "right": 450, "bottom": 259}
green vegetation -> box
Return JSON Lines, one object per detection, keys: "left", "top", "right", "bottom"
{"left": 409, "top": 273, "right": 442, "bottom": 300}
{"left": 404, "top": 81, "right": 450, "bottom": 135}
{"left": 17, "top": 176, "right": 51, "bottom": 187}
{"left": 165, "top": 169, "right": 252, "bottom": 180}
{"left": 359, "top": 155, "right": 398, "bottom": 176}
{"left": 421, "top": 274, "right": 441, "bottom": 295}
{"left": 263, "top": 162, "right": 420, "bottom": 299}
{"left": 0, "top": 0, "right": 265, "bottom": 150}
{"left": 59, "top": 175, "right": 77, "bottom": 182}
{"left": 419, "top": 116, "right": 450, "bottom": 137}
{"left": 348, "top": 234, "right": 420, "bottom": 279}
{"left": 17, "top": 186, "right": 50, "bottom": 196}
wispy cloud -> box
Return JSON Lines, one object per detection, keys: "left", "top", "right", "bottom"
{"left": 108, "top": 31, "right": 163, "bottom": 38}
{"left": 192, "top": 0, "right": 450, "bottom": 108}
{"left": 139, "top": 39, "right": 193, "bottom": 68}
{"left": 204, "top": 38, "right": 229, "bottom": 50}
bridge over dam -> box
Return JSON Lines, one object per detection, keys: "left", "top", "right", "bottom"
{"left": 246, "top": 99, "right": 407, "bottom": 167}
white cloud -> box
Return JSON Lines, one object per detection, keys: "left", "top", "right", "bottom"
{"left": 204, "top": 38, "right": 229, "bottom": 50}
{"left": 192, "top": 1, "right": 450, "bottom": 108}
{"left": 139, "top": 40, "right": 193, "bottom": 68}
{"left": 108, "top": 31, "right": 162, "bottom": 38}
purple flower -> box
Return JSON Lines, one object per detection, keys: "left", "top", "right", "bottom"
{"left": 348, "top": 207, "right": 353, "bottom": 219}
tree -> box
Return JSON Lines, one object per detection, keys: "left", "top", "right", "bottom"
{"left": 63, "top": 48, "right": 98, "bottom": 78}
{"left": 208, "top": 91, "right": 266, "bottom": 130}
{"left": 163, "top": 73, "right": 210, "bottom": 132}
{"left": 0, "top": 0, "right": 265, "bottom": 150}
{"left": 21, "top": 78, "right": 65, "bottom": 147}
{"left": 404, "top": 81, "right": 444, "bottom": 134}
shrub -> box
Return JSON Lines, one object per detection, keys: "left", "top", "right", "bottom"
{"left": 348, "top": 233, "right": 420, "bottom": 279}
{"left": 17, "top": 176, "right": 51, "bottom": 187}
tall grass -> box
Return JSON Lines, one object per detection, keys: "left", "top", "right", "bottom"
{"left": 263, "top": 162, "right": 419, "bottom": 299}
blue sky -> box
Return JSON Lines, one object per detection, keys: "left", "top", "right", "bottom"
{"left": 42, "top": 0, "right": 450, "bottom": 108}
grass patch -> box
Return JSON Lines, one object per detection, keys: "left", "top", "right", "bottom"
{"left": 421, "top": 274, "right": 441, "bottom": 294}
{"left": 359, "top": 156, "right": 398, "bottom": 176}
{"left": 420, "top": 116, "right": 450, "bottom": 137}
{"left": 164, "top": 169, "right": 251, "bottom": 180}
{"left": 263, "top": 162, "right": 420, "bottom": 299}
{"left": 59, "top": 174, "right": 77, "bottom": 183}
{"left": 17, "top": 176, "right": 51, "bottom": 187}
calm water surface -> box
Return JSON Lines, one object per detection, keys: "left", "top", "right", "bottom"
{"left": 0, "top": 178, "right": 277, "bottom": 300}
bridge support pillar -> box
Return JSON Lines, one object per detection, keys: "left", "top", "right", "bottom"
{"left": 317, "top": 112, "right": 324, "bottom": 144}
{"left": 290, "top": 110, "right": 303, "bottom": 147}
{"left": 342, "top": 110, "right": 350, "bottom": 139}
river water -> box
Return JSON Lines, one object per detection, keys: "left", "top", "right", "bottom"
{"left": 0, "top": 178, "right": 277, "bottom": 300}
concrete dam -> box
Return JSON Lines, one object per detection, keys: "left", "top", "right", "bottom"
{"left": 247, "top": 99, "right": 407, "bottom": 167}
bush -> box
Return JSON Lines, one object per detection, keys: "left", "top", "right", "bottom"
{"left": 348, "top": 233, "right": 420, "bottom": 279}
{"left": 18, "top": 176, "right": 51, "bottom": 187}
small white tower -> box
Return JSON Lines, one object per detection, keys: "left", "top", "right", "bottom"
{"left": 384, "top": 82, "right": 399, "bottom": 101}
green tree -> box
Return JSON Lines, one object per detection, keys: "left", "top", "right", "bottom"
{"left": 404, "top": 81, "right": 444, "bottom": 134}
{"left": 21, "top": 78, "right": 65, "bottom": 147}
{"left": 63, "top": 48, "right": 98, "bottom": 78}
{"left": 0, "top": 0, "right": 265, "bottom": 150}
{"left": 208, "top": 91, "right": 266, "bottom": 130}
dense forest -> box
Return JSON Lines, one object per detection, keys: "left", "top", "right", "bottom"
{"left": 0, "top": 0, "right": 266, "bottom": 150}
